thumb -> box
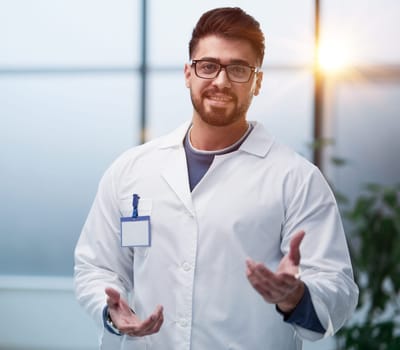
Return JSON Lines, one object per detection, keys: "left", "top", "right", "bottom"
{"left": 105, "top": 287, "right": 121, "bottom": 308}
{"left": 288, "top": 230, "right": 305, "bottom": 265}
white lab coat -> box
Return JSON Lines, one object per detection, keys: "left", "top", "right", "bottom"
{"left": 74, "top": 121, "right": 358, "bottom": 350}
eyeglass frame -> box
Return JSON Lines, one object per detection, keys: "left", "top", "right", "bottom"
{"left": 191, "top": 59, "right": 260, "bottom": 83}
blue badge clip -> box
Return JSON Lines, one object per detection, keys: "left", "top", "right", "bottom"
{"left": 132, "top": 194, "right": 140, "bottom": 218}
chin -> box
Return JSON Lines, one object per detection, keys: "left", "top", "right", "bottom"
{"left": 200, "top": 114, "right": 240, "bottom": 127}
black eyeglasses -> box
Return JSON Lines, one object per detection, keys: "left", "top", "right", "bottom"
{"left": 191, "top": 59, "right": 260, "bottom": 83}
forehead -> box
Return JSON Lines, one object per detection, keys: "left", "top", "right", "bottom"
{"left": 192, "top": 35, "right": 258, "bottom": 65}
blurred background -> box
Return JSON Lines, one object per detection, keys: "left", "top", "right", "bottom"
{"left": 0, "top": 0, "right": 399, "bottom": 349}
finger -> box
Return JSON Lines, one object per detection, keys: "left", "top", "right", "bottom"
{"left": 105, "top": 287, "right": 121, "bottom": 299}
{"left": 152, "top": 312, "right": 164, "bottom": 332}
{"left": 141, "top": 310, "right": 164, "bottom": 336}
{"left": 105, "top": 287, "right": 120, "bottom": 307}
{"left": 125, "top": 314, "right": 162, "bottom": 336}
{"left": 248, "top": 268, "right": 299, "bottom": 300}
{"left": 246, "top": 262, "right": 273, "bottom": 286}
{"left": 250, "top": 262, "right": 298, "bottom": 286}
{"left": 121, "top": 306, "right": 164, "bottom": 336}
{"left": 141, "top": 306, "right": 164, "bottom": 331}
{"left": 245, "top": 258, "right": 257, "bottom": 275}
{"left": 249, "top": 262, "right": 275, "bottom": 280}
{"left": 288, "top": 230, "right": 305, "bottom": 265}
{"left": 247, "top": 265, "right": 276, "bottom": 295}
{"left": 248, "top": 271, "right": 282, "bottom": 296}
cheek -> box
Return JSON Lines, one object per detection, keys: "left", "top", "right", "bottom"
{"left": 240, "top": 87, "right": 256, "bottom": 102}
{"left": 190, "top": 79, "right": 209, "bottom": 95}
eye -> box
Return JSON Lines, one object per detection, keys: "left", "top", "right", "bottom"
{"left": 229, "top": 65, "right": 248, "bottom": 76}
{"left": 198, "top": 61, "right": 219, "bottom": 74}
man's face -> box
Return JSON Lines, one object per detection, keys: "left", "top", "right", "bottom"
{"left": 184, "top": 35, "right": 263, "bottom": 127}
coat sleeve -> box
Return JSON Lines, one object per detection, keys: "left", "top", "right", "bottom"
{"left": 74, "top": 163, "right": 134, "bottom": 330}
{"left": 280, "top": 163, "right": 359, "bottom": 341}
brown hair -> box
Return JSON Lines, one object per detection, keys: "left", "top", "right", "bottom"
{"left": 189, "top": 7, "right": 265, "bottom": 66}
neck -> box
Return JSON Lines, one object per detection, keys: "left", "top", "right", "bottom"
{"left": 190, "top": 116, "right": 249, "bottom": 151}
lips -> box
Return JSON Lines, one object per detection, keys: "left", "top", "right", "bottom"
{"left": 204, "top": 92, "right": 235, "bottom": 104}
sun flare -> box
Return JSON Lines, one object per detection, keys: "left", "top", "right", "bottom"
{"left": 317, "top": 42, "right": 352, "bottom": 74}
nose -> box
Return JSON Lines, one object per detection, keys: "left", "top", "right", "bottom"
{"left": 212, "top": 67, "right": 232, "bottom": 88}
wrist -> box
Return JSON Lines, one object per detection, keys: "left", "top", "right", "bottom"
{"left": 277, "top": 281, "right": 305, "bottom": 313}
{"left": 102, "top": 306, "right": 122, "bottom": 336}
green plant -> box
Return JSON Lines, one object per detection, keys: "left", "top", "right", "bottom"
{"left": 335, "top": 183, "right": 400, "bottom": 350}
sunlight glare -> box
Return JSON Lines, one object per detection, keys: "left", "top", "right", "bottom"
{"left": 317, "top": 42, "right": 352, "bottom": 74}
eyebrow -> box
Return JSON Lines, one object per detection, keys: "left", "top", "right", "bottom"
{"left": 198, "top": 57, "right": 252, "bottom": 66}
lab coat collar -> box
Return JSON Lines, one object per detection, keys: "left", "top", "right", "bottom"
{"left": 158, "top": 122, "right": 191, "bottom": 150}
{"left": 158, "top": 120, "right": 274, "bottom": 216}
{"left": 158, "top": 120, "right": 274, "bottom": 158}
{"left": 240, "top": 121, "right": 275, "bottom": 158}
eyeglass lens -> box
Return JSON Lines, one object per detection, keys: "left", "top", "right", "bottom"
{"left": 194, "top": 61, "right": 253, "bottom": 82}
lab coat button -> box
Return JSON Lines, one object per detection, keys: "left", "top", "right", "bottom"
{"left": 182, "top": 262, "right": 191, "bottom": 271}
{"left": 179, "top": 318, "right": 189, "bottom": 327}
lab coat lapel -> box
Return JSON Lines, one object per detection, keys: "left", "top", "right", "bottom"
{"left": 161, "top": 147, "right": 195, "bottom": 216}
{"left": 159, "top": 122, "right": 195, "bottom": 216}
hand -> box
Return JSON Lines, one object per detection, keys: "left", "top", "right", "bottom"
{"left": 246, "top": 230, "right": 306, "bottom": 313}
{"left": 105, "top": 287, "right": 164, "bottom": 337}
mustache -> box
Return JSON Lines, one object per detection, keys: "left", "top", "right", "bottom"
{"left": 203, "top": 88, "right": 236, "bottom": 99}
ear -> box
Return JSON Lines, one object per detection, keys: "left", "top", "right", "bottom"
{"left": 184, "top": 63, "right": 192, "bottom": 88}
{"left": 253, "top": 71, "right": 263, "bottom": 96}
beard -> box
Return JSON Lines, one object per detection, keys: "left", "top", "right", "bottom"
{"left": 190, "top": 88, "right": 252, "bottom": 127}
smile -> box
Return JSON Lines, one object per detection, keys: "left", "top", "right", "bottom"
{"left": 206, "top": 94, "right": 233, "bottom": 102}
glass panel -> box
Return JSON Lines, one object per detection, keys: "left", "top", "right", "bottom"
{"left": 148, "top": 0, "right": 314, "bottom": 67}
{"left": 321, "top": 0, "right": 400, "bottom": 65}
{"left": 0, "top": 0, "right": 139, "bottom": 66}
{"left": 0, "top": 75, "right": 139, "bottom": 275}
{"left": 327, "top": 82, "right": 400, "bottom": 200}
{"left": 147, "top": 70, "right": 313, "bottom": 159}
{"left": 251, "top": 70, "right": 314, "bottom": 159}
{"left": 147, "top": 72, "right": 192, "bottom": 139}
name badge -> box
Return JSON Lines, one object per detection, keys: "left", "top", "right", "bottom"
{"left": 120, "top": 194, "right": 151, "bottom": 247}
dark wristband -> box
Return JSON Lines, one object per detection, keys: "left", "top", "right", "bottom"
{"left": 102, "top": 305, "right": 122, "bottom": 336}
